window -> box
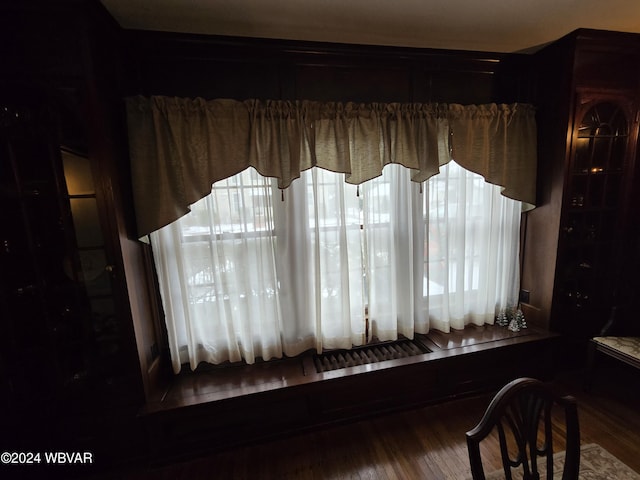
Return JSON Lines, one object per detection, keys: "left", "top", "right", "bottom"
{"left": 151, "top": 162, "right": 522, "bottom": 372}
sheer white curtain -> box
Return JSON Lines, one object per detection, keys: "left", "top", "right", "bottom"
{"left": 151, "top": 162, "right": 521, "bottom": 373}
{"left": 424, "top": 161, "right": 522, "bottom": 332}
{"left": 150, "top": 170, "right": 283, "bottom": 370}
{"left": 273, "top": 167, "right": 366, "bottom": 356}
{"left": 362, "top": 165, "right": 426, "bottom": 341}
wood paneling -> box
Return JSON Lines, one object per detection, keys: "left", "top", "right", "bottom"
{"left": 122, "top": 30, "right": 535, "bottom": 104}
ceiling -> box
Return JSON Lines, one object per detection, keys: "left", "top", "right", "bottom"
{"left": 100, "top": 0, "right": 640, "bottom": 53}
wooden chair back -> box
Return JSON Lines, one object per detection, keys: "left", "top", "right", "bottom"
{"left": 466, "top": 377, "right": 580, "bottom": 480}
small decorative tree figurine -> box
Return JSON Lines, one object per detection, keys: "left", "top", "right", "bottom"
{"left": 496, "top": 308, "right": 510, "bottom": 327}
{"left": 508, "top": 308, "right": 527, "bottom": 332}
{"left": 497, "top": 306, "right": 527, "bottom": 331}
{"left": 517, "top": 309, "right": 527, "bottom": 330}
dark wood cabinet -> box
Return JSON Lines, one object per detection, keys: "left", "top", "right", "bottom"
{"left": 1, "top": 100, "right": 135, "bottom": 420}
{"left": 0, "top": 1, "right": 164, "bottom": 469}
{"left": 522, "top": 30, "right": 640, "bottom": 353}
{"left": 555, "top": 92, "right": 638, "bottom": 335}
{"left": 1, "top": 103, "right": 74, "bottom": 409}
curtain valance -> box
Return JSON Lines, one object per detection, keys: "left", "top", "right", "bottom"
{"left": 125, "top": 96, "right": 537, "bottom": 238}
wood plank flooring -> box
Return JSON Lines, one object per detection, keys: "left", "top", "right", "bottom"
{"left": 114, "top": 364, "right": 640, "bottom": 480}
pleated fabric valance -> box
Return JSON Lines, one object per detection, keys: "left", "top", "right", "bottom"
{"left": 125, "top": 96, "right": 537, "bottom": 238}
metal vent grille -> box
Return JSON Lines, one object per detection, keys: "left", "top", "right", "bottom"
{"left": 313, "top": 339, "right": 430, "bottom": 373}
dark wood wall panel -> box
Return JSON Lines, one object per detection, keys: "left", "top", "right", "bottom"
{"left": 123, "top": 31, "right": 536, "bottom": 105}
{"left": 429, "top": 70, "right": 496, "bottom": 104}
{"left": 136, "top": 58, "right": 283, "bottom": 100}
{"left": 572, "top": 30, "right": 640, "bottom": 90}
{"left": 294, "top": 65, "right": 413, "bottom": 102}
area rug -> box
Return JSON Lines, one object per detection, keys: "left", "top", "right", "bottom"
{"left": 483, "top": 443, "right": 640, "bottom": 479}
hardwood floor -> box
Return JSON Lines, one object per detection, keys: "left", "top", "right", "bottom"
{"left": 113, "top": 364, "right": 640, "bottom": 480}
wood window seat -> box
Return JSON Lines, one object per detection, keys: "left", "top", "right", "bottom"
{"left": 140, "top": 325, "right": 559, "bottom": 465}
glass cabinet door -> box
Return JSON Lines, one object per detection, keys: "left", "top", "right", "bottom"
{"left": 61, "top": 149, "right": 125, "bottom": 386}
{"left": 558, "top": 97, "right": 636, "bottom": 336}
{"left": 0, "top": 100, "right": 134, "bottom": 424}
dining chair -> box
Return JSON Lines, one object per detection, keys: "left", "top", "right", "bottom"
{"left": 466, "top": 377, "right": 580, "bottom": 480}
